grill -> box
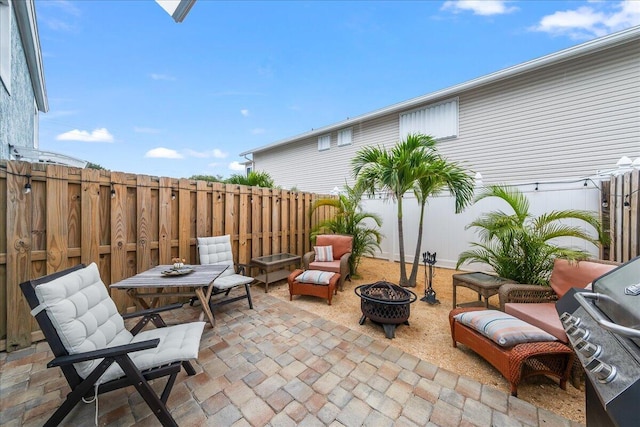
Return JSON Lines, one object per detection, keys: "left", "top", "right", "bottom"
{"left": 355, "top": 281, "right": 417, "bottom": 339}
{"left": 557, "top": 257, "right": 640, "bottom": 427}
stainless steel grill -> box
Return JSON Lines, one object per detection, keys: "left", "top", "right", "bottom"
{"left": 557, "top": 257, "right": 640, "bottom": 427}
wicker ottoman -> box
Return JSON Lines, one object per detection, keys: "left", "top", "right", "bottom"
{"left": 449, "top": 307, "right": 574, "bottom": 396}
{"left": 288, "top": 269, "right": 339, "bottom": 305}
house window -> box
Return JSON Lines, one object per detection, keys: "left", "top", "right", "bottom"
{"left": 399, "top": 98, "right": 458, "bottom": 140}
{"left": 0, "top": 0, "right": 11, "bottom": 93}
{"left": 318, "top": 134, "right": 330, "bottom": 151}
{"left": 337, "top": 128, "right": 352, "bottom": 146}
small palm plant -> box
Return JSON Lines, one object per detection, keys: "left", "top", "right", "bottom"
{"left": 457, "top": 185, "right": 608, "bottom": 286}
{"left": 225, "top": 171, "right": 276, "bottom": 188}
{"left": 309, "top": 183, "right": 383, "bottom": 277}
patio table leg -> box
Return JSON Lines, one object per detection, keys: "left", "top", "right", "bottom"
{"left": 195, "top": 287, "right": 216, "bottom": 326}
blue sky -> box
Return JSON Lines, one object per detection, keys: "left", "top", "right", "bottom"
{"left": 36, "top": 0, "right": 640, "bottom": 179}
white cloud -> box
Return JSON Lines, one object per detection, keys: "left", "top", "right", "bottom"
{"left": 184, "top": 148, "right": 228, "bottom": 159}
{"left": 150, "top": 73, "right": 176, "bottom": 81}
{"left": 251, "top": 128, "right": 266, "bottom": 135}
{"left": 228, "top": 161, "right": 246, "bottom": 171}
{"left": 144, "top": 147, "right": 183, "bottom": 159}
{"left": 441, "top": 0, "right": 518, "bottom": 16}
{"left": 532, "top": 1, "right": 640, "bottom": 39}
{"left": 241, "top": 109, "right": 250, "bottom": 117}
{"left": 56, "top": 128, "right": 114, "bottom": 142}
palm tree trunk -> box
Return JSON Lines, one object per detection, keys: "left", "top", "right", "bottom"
{"left": 408, "top": 202, "right": 426, "bottom": 286}
{"left": 397, "top": 197, "right": 409, "bottom": 286}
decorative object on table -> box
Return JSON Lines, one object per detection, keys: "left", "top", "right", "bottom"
{"left": 161, "top": 267, "right": 195, "bottom": 276}
{"left": 355, "top": 281, "right": 417, "bottom": 339}
{"left": 172, "top": 257, "right": 186, "bottom": 269}
{"left": 421, "top": 251, "right": 440, "bottom": 304}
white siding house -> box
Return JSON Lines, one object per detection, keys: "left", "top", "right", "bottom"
{"left": 240, "top": 26, "right": 640, "bottom": 194}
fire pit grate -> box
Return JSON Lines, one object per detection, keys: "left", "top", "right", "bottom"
{"left": 355, "top": 281, "right": 417, "bottom": 339}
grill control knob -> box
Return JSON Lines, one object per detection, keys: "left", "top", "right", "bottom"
{"left": 560, "top": 313, "right": 582, "bottom": 327}
{"left": 575, "top": 339, "right": 602, "bottom": 359}
{"left": 566, "top": 325, "right": 590, "bottom": 340}
{"left": 590, "top": 361, "right": 617, "bottom": 384}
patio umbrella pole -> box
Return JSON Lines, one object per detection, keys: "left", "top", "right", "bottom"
{"left": 421, "top": 251, "right": 440, "bottom": 304}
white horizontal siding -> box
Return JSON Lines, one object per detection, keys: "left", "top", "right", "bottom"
{"left": 441, "top": 40, "right": 640, "bottom": 184}
{"left": 254, "top": 115, "right": 400, "bottom": 193}
{"left": 254, "top": 39, "right": 639, "bottom": 191}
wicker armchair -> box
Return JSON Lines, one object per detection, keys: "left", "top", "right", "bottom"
{"left": 499, "top": 258, "right": 620, "bottom": 311}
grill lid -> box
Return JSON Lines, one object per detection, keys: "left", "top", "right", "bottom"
{"left": 592, "top": 256, "right": 640, "bottom": 348}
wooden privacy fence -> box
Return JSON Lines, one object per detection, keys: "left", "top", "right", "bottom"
{"left": 1, "top": 161, "right": 333, "bottom": 352}
{"left": 607, "top": 169, "right": 640, "bottom": 263}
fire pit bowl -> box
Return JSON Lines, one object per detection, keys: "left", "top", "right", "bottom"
{"left": 355, "top": 281, "right": 417, "bottom": 339}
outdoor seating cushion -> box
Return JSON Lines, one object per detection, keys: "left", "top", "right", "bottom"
{"left": 316, "top": 234, "right": 352, "bottom": 260}
{"left": 308, "top": 260, "right": 341, "bottom": 274}
{"left": 505, "top": 302, "right": 567, "bottom": 343}
{"left": 550, "top": 258, "right": 617, "bottom": 298}
{"left": 33, "top": 262, "right": 205, "bottom": 383}
{"left": 295, "top": 270, "right": 336, "bottom": 285}
{"left": 314, "top": 246, "right": 333, "bottom": 262}
{"left": 453, "top": 309, "right": 557, "bottom": 347}
{"left": 197, "top": 236, "right": 235, "bottom": 279}
{"left": 197, "top": 235, "right": 254, "bottom": 290}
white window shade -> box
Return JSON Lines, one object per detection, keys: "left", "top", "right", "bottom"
{"left": 318, "top": 134, "right": 330, "bottom": 151}
{"left": 399, "top": 98, "right": 458, "bottom": 140}
{"left": 337, "top": 128, "right": 352, "bottom": 146}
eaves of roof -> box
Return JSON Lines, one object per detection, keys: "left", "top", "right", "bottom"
{"left": 13, "top": 0, "right": 48, "bottom": 112}
{"left": 239, "top": 25, "right": 640, "bottom": 158}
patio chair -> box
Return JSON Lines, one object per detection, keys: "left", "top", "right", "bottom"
{"left": 303, "top": 234, "right": 353, "bottom": 291}
{"left": 19, "top": 263, "right": 205, "bottom": 427}
{"left": 197, "top": 235, "right": 254, "bottom": 311}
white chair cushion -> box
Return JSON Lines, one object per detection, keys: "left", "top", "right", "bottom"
{"left": 214, "top": 273, "right": 254, "bottom": 290}
{"left": 34, "top": 263, "right": 133, "bottom": 378}
{"left": 197, "top": 235, "right": 235, "bottom": 278}
{"left": 100, "top": 321, "right": 205, "bottom": 383}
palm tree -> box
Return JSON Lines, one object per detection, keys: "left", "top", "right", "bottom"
{"left": 408, "top": 158, "right": 475, "bottom": 285}
{"left": 309, "top": 183, "right": 382, "bottom": 276}
{"left": 225, "top": 171, "right": 276, "bottom": 188}
{"left": 353, "top": 133, "right": 471, "bottom": 287}
{"left": 457, "top": 185, "right": 608, "bottom": 286}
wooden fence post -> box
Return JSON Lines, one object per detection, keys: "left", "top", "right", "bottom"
{"left": 6, "top": 162, "right": 33, "bottom": 351}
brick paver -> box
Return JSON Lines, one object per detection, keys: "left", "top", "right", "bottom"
{"left": 0, "top": 290, "right": 582, "bottom": 426}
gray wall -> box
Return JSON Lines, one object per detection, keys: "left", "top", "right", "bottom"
{"left": 253, "top": 39, "right": 639, "bottom": 193}
{"left": 0, "top": 6, "right": 37, "bottom": 160}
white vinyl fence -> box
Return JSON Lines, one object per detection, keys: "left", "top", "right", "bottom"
{"left": 361, "top": 179, "right": 606, "bottom": 273}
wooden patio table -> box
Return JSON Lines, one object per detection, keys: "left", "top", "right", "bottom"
{"left": 110, "top": 264, "right": 227, "bottom": 326}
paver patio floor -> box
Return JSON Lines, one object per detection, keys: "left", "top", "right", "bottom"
{"left": 0, "top": 291, "right": 583, "bottom": 427}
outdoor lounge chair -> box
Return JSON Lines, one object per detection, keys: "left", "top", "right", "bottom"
{"left": 20, "top": 263, "right": 205, "bottom": 427}
{"left": 197, "top": 235, "right": 254, "bottom": 311}
{"left": 303, "top": 234, "right": 353, "bottom": 291}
